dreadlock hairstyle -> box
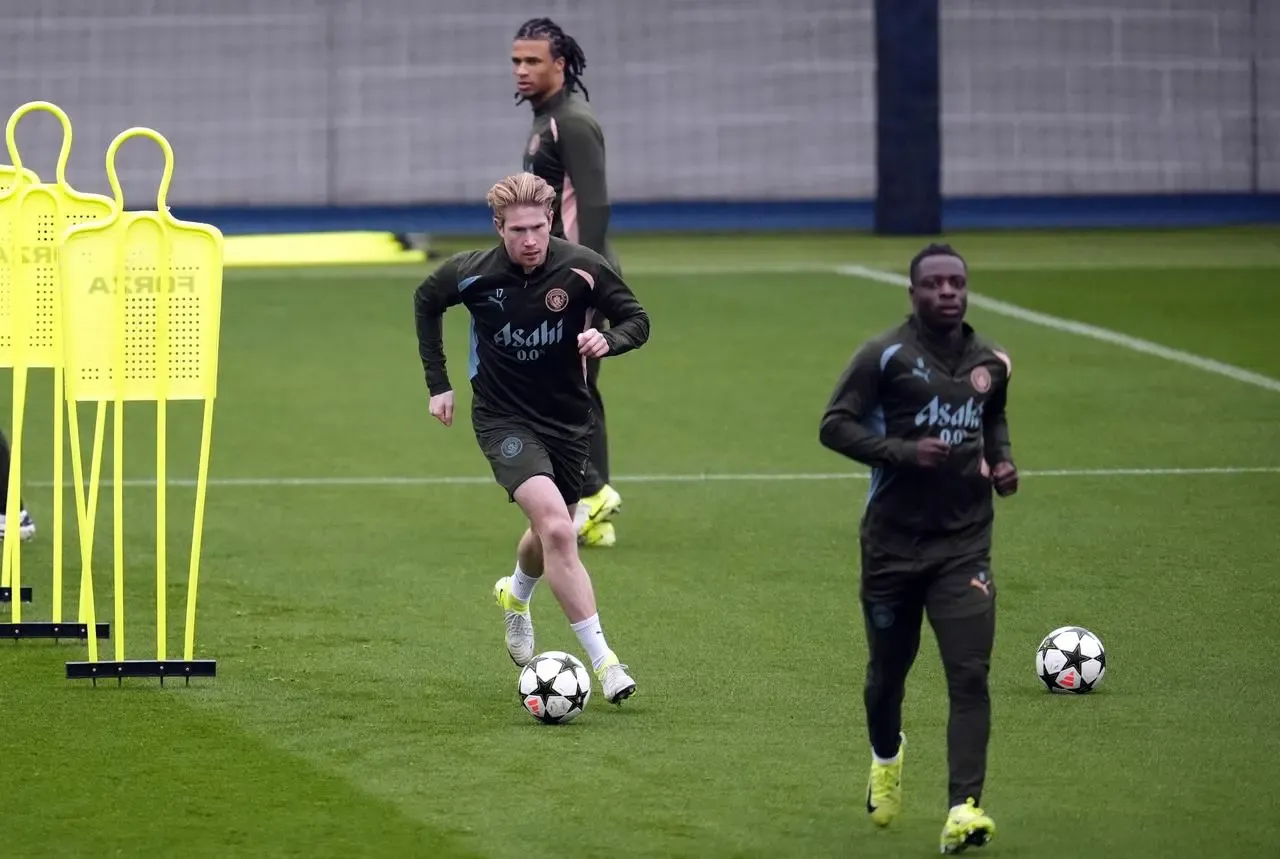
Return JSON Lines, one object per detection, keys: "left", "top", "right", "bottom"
{"left": 514, "top": 17, "right": 589, "bottom": 103}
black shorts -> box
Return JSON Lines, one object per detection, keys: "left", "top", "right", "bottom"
{"left": 474, "top": 415, "right": 590, "bottom": 506}
{"left": 860, "top": 542, "right": 995, "bottom": 622}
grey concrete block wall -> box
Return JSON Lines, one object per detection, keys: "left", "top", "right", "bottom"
{"left": 0, "top": 0, "right": 1272, "bottom": 207}
{"left": 1260, "top": 0, "right": 1280, "bottom": 191}
{"left": 942, "top": 0, "right": 1278, "bottom": 195}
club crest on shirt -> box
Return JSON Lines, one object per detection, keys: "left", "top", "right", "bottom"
{"left": 545, "top": 287, "right": 569, "bottom": 312}
{"left": 527, "top": 133, "right": 541, "bottom": 156}
{"left": 970, "top": 365, "right": 992, "bottom": 393}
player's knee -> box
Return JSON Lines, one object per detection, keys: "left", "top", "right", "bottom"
{"left": 513, "top": 475, "right": 578, "bottom": 555}
{"left": 535, "top": 518, "right": 577, "bottom": 557}
{"left": 943, "top": 658, "right": 990, "bottom": 701}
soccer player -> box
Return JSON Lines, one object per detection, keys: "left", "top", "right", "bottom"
{"left": 512, "top": 17, "right": 622, "bottom": 548}
{"left": 818, "top": 243, "right": 1017, "bottom": 854}
{"left": 0, "top": 430, "right": 35, "bottom": 542}
{"left": 413, "top": 173, "right": 647, "bottom": 705}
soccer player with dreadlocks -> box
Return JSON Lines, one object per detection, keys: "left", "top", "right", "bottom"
{"left": 511, "top": 17, "right": 624, "bottom": 549}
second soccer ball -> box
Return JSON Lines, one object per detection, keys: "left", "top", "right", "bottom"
{"left": 1036, "top": 626, "right": 1106, "bottom": 693}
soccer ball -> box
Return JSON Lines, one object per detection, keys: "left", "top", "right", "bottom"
{"left": 1036, "top": 626, "right": 1106, "bottom": 693}
{"left": 518, "top": 650, "right": 592, "bottom": 724}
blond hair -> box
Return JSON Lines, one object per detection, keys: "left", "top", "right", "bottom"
{"left": 486, "top": 172, "right": 556, "bottom": 224}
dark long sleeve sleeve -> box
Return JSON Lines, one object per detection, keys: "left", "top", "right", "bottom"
{"left": 590, "top": 262, "right": 649, "bottom": 356}
{"left": 558, "top": 115, "right": 611, "bottom": 255}
{"left": 983, "top": 371, "right": 1014, "bottom": 467}
{"left": 819, "top": 347, "right": 914, "bottom": 468}
{"left": 412, "top": 257, "right": 462, "bottom": 395}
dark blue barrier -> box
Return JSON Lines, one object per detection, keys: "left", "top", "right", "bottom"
{"left": 168, "top": 194, "right": 1280, "bottom": 237}
{"left": 942, "top": 194, "right": 1280, "bottom": 231}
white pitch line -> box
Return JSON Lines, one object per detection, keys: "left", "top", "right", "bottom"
{"left": 24, "top": 466, "right": 1280, "bottom": 489}
{"left": 921, "top": 258, "right": 1280, "bottom": 273}
{"left": 1014, "top": 466, "right": 1280, "bottom": 477}
{"left": 222, "top": 256, "right": 1280, "bottom": 281}
{"left": 224, "top": 261, "right": 843, "bottom": 281}
{"left": 836, "top": 264, "right": 1280, "bottom": 394}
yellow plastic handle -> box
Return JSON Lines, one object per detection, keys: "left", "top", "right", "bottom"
{"left": 104, "top": 126, "right": 175, "bottom": 216}
{"left": 5, "top": 100, "right": 74, "bottom": 186}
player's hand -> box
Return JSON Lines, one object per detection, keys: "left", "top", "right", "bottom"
{"left": 915, "top": 437, "right": 952, "bottom": 468}
{"left": 991, "top": 460, "right": 1018, "bottom": 496}
{"left": 428, "top": 391, "right": 454, "bottom": 427}
{"left": 577, "top": 328, "right": 610, "bottom": 358}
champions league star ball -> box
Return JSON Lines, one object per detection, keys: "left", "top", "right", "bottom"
{"left": 1036, "top": 626, "right": 1107, "bottom": 693}
{"left": 519, "top": 651, "right": 592, "bottom": 724}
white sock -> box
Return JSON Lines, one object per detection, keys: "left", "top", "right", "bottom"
{"left": 571, "top": 503, "right": 590, "bottom": 532}
{"left": 570, "top": 613, "right": 612, "bottom": 670}
{"left": 510, "top": 564, "right": 539, "bottom": 604}
{"left": 873, "top": 751, "right": 900, "bottom": 766}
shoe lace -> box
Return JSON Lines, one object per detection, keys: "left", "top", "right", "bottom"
{"left": 504, "top": 611, "right": 532, "bottom": 638}
{"left": 871, "top": 762, "right": 899, "bottom": 798}
{"left": 601, "top": 663, "right": 630, "bottom": 686}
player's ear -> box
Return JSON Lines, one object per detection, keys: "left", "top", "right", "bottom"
{"left": 493, "top": 216, "right": 503, "bottom": 235}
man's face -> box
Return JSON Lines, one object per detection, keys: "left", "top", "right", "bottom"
{"left": 909, "top": 254, "right": 968, "bottom": 327}
{"left": 496, "top": 205, "right": 552, "bottom": 269}
{"left": 511, "top": 39, "right": 563, "bottom": 100}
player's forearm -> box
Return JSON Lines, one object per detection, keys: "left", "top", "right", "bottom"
{"left": 983, "top": 415, "right": 1013, "bottom": 465}
{"left": 411, "top": 259, "right": 462, "bottom": 394}
{"left": 819, "top": 410, "right": 913, "bottom": 467}
{"left": 601, "top": 309, "right": 649, "bottom": 356}
{"left": 414, "top": 306, "right": 451, "bottom": 395}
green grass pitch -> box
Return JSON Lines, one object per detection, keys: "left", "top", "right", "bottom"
{"left": 3, "top": 226, "right": 1279, "bottom": 858}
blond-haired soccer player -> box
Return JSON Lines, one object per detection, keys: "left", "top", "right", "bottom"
{"left": 413, "top": 173, "right": 648, "bottom": 704}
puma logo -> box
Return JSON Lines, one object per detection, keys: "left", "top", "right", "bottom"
{"left": 969, "top": 573, "right": 991, "bottom": 597}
